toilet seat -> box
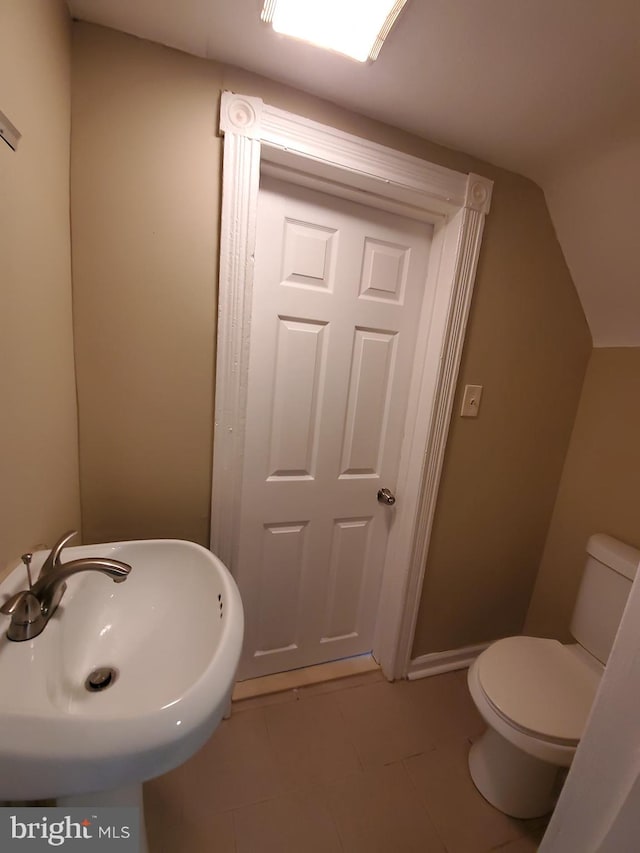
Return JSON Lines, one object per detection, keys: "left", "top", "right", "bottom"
{"left": 476, "top": 636, "right": 601, "bottom": 746}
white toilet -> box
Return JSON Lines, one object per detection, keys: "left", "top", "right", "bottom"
{"left": 467, "top": 533, "right": 640, "bottom": 819}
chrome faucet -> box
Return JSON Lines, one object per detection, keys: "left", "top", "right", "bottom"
{"left": 0, "top": 530, "right": 131, "bottom": 642}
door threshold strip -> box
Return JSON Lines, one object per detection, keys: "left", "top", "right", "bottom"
{"left": 232, "top": 654, "right": 380, "bottom": 701}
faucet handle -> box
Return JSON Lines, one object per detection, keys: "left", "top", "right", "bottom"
{"left": 1, "top": 591, "right": 45, "bottom": 641}
{"left": 1, "top": 590, "right": 42, "bottom": 624}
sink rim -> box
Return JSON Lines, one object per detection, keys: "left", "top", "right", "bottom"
{"left": 0, "top": 538, "right": 243, "bottom": 799}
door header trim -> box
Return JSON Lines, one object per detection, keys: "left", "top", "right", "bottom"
{"left": 220, "top": 92, "right": 492, "bottom": 217}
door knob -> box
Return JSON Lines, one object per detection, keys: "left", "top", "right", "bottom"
{"left": 377, "top": 488, "right": 396, "bottom": 506}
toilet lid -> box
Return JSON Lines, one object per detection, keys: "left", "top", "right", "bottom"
{"left": 477, "top": 637, "right": 601, "bottom": 744}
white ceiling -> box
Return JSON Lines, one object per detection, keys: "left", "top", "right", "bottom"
{"left": 66, "top": 0, "right": 640, "bottom": 346}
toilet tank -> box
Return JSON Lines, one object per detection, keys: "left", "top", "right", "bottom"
{"left": 571, "top": 534, "right": 640, "bottom": 665}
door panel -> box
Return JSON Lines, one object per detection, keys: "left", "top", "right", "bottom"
{"left": 322, "top": 517, "right": 373, "bottom": 642}
{"left": 255, "top": 522, "right": 307, "bottom": 655}
{"left": 340, "top": 328, "right": 397, "bottom": 476}
{"left": 268, "top": 317, "right": 327, "bottom": 478}
{"left": 235, "top": 176, "right": 433, "bottom": 679}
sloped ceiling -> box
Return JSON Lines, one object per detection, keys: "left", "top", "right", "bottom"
{"left": 67, "top": 0, "right": 640, "bottom": 346}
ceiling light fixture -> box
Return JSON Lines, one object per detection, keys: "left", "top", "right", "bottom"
{"left": 261, "top": 0, "right": 408, "bottom": 63}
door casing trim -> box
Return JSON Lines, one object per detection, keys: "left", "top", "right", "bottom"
{"left": 211, "top": 91, "right": 492, "bottom": 680}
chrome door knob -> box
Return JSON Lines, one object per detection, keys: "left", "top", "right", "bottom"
{"left": 377, "top": 488, "right": 396, "bottom": 505}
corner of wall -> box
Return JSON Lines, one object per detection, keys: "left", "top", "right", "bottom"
{"left": 524, "top": 347, "right": 640, "bottom": 640}
{"left": 0, "top": 0, "right": 81, "bottom": 573}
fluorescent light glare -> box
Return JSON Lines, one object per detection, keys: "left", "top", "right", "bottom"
{"left": 261, "top": 0, "right": 408, "bottom": 63}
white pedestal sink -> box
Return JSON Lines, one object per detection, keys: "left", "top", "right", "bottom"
{"left": 0, "top": 539, "right": 244, "bottom": 847}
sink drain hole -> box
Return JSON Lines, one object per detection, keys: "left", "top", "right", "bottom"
{"left": 85, "top": 666, "right": 118, "bottom": 692}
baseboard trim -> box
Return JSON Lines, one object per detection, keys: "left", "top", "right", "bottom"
{"left": 407, "top": 642, "right": 490, "bottom": 680}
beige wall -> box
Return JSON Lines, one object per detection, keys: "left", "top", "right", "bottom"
{"left": 0, "top": 0, "right": 80, "bottom": 580}
{"left": 71, "top": 24, "right": 591, "bottom": 652}
{"left": 71, "top": 27, "right": 223, "bottom": 545}
{"left": 525, "top": 348, "right": 640, "bottom": 642}
{"left": 412, "top": 180, "right": 592, "bottom": 656}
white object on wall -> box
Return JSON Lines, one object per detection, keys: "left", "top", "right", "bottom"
{"left": 460, "top": 384, "right": 483, "bottom": 417}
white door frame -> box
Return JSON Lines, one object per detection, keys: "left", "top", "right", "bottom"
{"left": 211, "top": 91, "right": 492, "bottom": 680}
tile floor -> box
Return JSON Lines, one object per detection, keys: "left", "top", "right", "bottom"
{"left": 144, "top": 669, "right": 550, "bottom": 852}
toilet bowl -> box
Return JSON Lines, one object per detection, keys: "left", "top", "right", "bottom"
{"left": 466, "top": 534, "right": 640, "bottom": 819}
{"left": 467, "top": 637, "right": 601, "bottom": 817}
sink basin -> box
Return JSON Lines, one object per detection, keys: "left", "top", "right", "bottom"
{"left": 0, "top": 539, "right": 243, "bottom": 801}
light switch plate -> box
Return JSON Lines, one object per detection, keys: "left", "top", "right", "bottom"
{"left": 461, "top": 384, "right": 483, "bottom": 417}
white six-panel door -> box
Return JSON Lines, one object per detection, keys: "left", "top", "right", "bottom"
{"left": 235, "top": 176, "right": 434, "bottom": 679}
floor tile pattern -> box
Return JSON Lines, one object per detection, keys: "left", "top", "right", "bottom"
{"left": 145, "top": 669, "right": 549, "bottom": 852}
